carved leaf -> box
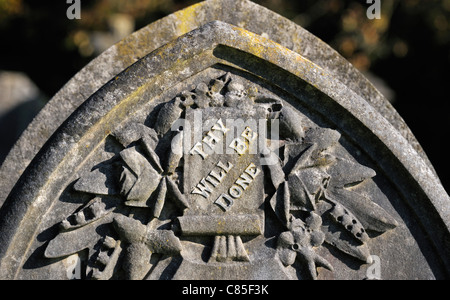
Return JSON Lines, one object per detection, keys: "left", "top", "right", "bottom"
{"left": 327, "top": 157, "right": 377, "bottom": 188}
{"left": 166, "top": 176, "right": 190, "bottom": 209}
{"left": 329, "top": 202, "right": 369, "bottom": 243}
{"left": 264, "top": 150, "right": 285, "bottom": 190}
{"left": 322, "top": 225, "right": 372, "bottom": 263}
{"left": 45, "top": 217, "right": 113, "bottom": 258}
{"left": 327, "top": 188, "right": 398, "bottom": 233}
{"left": 113, "top": 123, "right": 158, "bottom": 149}
{"left": 269, "top": 181, "right": 290, "bottom": 226}
{"left": 152, "top": 177, "right": 167, "bottom": 218}
{"left": 122, "top": 242, "right": 153, "bottom": 280}
{"left": 60, "top": 197, "right": 118, "bottom": 230}
{"left": 277, "top": 232, "right": 296, "bottom": 267}
{"left": 141, "top": 135, "right": 164, "bottom": 174}
{"left": 154, "top": 98, "right": 184, "bottom": 137}
{"left": 278, "top": 106, "right": 305, "bottom": 141}
{"left": 166, "top": 131, "right": 183, "bottom": 174}
{"left": 288, "top": 169, "right": 326, "bottom": 210}
{"left": 303, "top": 127, "right": 341, "bottom": 151}
{"left": 74, "top": 166, "right": 119, "bottom": 195}
{"left": 119, "top": 147, "right": 162, "bottom": 207}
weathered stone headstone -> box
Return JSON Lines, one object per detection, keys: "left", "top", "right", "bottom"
{"left": 0, "top": 0, "right": 449, "bottom": 280}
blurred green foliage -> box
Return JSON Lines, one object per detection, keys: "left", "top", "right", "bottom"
{"left": 0, "top": 0, "right": 23, "bottom": 21}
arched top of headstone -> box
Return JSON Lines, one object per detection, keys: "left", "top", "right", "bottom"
{"left": 0, "top": 1, "right": 449, "bottom": 280}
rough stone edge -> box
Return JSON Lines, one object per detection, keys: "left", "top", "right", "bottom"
{"left": 0, "top": 21, "right": 448, "bottom": 278}
{"left": 0, "top": 0, "right": 438, "bottom": 207}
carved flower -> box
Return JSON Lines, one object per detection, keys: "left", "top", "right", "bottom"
{"left": 277, "top": 213, "right": 333, "bottom": 280}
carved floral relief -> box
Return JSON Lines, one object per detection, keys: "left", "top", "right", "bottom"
{"left": 44, "top": 73, "right": 397, "bottom": 280}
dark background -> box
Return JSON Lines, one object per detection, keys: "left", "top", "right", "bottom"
{"left": 1, "top": 0, "right": 449, "bottom": 192}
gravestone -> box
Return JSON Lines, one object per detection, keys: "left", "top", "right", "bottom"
{"left": 0, "top": 0, "right": 449, "bottom": 280}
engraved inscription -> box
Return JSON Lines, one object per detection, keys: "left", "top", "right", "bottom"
{"left": 228, "top": 126, "right": 258, "bottom": 155}
{"left": 214, "top": 163, "right": 261, "bottom": 211}
{"left": 191, "top": 161, "right": 234, "bottom": 198}
{"left": 189, "top": 118, "right": 229, "bottom": 159}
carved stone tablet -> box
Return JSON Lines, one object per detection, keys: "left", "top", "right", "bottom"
{"left": 0, "top": 0, "right": 449, "bottom": 280}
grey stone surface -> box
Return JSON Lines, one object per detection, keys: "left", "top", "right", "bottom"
{"left": 0, "top": 1, "right": 449, "bottom": 280}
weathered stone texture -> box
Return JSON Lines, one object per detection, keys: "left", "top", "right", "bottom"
{"left": 0, "top": 0, "right": 448, "bottom": 280}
